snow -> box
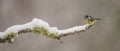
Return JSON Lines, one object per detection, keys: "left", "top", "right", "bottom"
{"left": 0, "top": 18, "right": 90, "bottom": 39}
{"left": 49, "top": 27, "right": 58, "bottom": 33}
{"left": 58, "top": 24, "right": 89, "bottom": 35}
{"left": 0, "top": 18, "right": 47, "bottom": 38}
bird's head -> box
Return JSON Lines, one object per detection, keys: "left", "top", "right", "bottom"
{"left": 84, "top": 15, "right": 101, "bottom": 25}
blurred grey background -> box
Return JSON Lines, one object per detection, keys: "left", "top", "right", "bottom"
{"left": 0, "top": 0, "right": 120, "bottom": 51}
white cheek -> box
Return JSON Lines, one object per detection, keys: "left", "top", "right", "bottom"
{"left": 88, "top": 17, "right": 90, "bottom": 20}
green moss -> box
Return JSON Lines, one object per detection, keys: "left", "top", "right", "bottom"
{"left": 32, "top": 26, "right": 60, "bottom": 40}
{"left": 0, "top": 26, "right": 62, "bottom": 43}
{"left": 0, "top": 32, "right": 17, "bottom": 43}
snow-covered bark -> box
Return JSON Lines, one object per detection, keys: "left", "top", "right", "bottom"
{"left": 0, "top": 18, "right": 93, "bottom": 43}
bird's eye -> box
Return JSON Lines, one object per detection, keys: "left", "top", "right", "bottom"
{"left": 84, "top": 15, "right": 89, "bottom": 19}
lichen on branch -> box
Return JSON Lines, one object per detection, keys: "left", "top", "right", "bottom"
{"left": 0, "top": 17, "right": 96, "bottom": 43}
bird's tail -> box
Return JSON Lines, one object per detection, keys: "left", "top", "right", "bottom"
{"left": 94, "top": 18, "right": 101, "bottom": 20}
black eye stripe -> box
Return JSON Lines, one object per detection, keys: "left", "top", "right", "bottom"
{"left": 84, "top": 15, "right": 89, "bottom": 19}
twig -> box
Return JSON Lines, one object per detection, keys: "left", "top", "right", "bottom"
{"left": 0, "top": 18, "right": 94, "bottom": 43}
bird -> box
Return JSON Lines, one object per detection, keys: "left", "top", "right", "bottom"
{"left": 84, "top": 15, "right": 101, "bottom": 25}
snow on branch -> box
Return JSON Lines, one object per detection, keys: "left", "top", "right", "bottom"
{"left": 0, "top": 18, "right": 94, "bottom": 43}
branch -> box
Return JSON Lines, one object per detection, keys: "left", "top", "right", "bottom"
{"left": 0, "top": 18, "right": 94, "bottom": 43}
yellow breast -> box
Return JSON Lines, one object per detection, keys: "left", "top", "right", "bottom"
{"left": 84, "top": 19, "right": 95, "bottom": 25}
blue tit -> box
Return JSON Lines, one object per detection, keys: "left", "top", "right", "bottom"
{"left": 84, "top": 15, "right": 101, "bottom": 25}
